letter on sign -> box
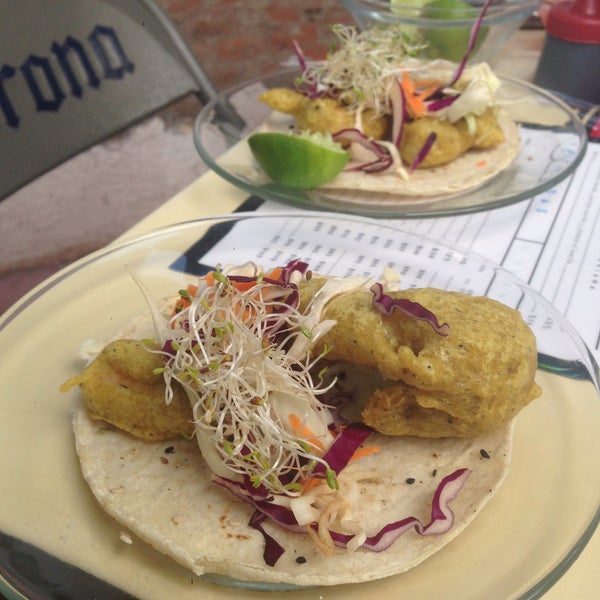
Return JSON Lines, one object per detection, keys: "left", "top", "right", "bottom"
{"left": 88, "top": 25, "right": 134, "bottom": 80}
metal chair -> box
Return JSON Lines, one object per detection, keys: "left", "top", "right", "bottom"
{"left": 0, "top": 0, "right": 243, "bottom": 200}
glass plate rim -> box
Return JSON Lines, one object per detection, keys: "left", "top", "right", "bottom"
{"left": 193, "top": 67, "right": 588, "bottom": 219}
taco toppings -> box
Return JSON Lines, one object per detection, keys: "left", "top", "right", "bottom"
{"left": 251, "top": 15, "right": 520, "bottom": 195}
{"left": 63, "top": 260, "right": 540, "bottom": 585}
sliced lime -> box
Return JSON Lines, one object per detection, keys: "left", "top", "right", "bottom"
{"left": 421, "top": 0, "right": 487, "bottom": 62}
{"left": 248, "top": 131, "right": 349, "bottom": 190}
{"left": 391, "top": 0, "right": 427, "bottom": 9}
{"left": 390, "top": 0, "right": 427, "bottom": 40}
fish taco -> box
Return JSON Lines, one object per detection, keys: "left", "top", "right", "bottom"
{"left": 251, "top": 20, "right": 520, "bottom": 197}
{"left": 63, "top": 260, "right": 540, "bottom": 586}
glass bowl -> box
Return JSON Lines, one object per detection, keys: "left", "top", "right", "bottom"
{"left": 341, "top": 0, "right": 542, "bottom": 64}
{"left": 0, "top": 211, "right": 599, "bottom": 599}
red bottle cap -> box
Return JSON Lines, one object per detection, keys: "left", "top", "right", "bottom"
{"left": 546, "top": 0, "right": 600, "bottom": 43}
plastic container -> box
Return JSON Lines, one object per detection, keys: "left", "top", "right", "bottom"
{"left": 534, "top": 0, "right": 600, "bottom": 102}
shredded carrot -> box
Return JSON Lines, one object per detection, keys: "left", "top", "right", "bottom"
{"left": 203, "top": 271, "right": 217, "bottom": 287}
{"left": 171, "top": 268, "right": 288, "bottom": 327}
{"left": 413, "top": 78, "right": 442, "bottom": 98}
{"left": 476, "top": 159, "right": 487, "bottom": 167}
{"left": 300, "top": 445, "right": 382, "bottom": 494}
{"left": 289, "top": 413, "right": 327, "bottom": 453}
{"left": 205, "top": 268, "right": 284, "bottom": 292}
{"left": 301, "top": 476, "right": 324, "bottom": 494}
{"left": 401, "top": 72, "right": 426, "bottom": 119}
{"left": 400, "top": 73, "right": 441, "bottom": 119}
{"left": 204, "top": 271, "right": 256, "bottom": 292}
{"left": 265, "top": 266, "right": 283, "bottom": 281}
{"left": 349, "top": 445, "right": 382, "bottom": 462}
{"left": 171, "top": 283, "right": 200, "bottom": 321}
{"left": 233, "top": 279, "right": 262, "bottom": 293}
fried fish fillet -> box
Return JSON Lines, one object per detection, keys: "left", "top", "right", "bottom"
{"left": 259, "top": 88, "right": 389, "bottom": 141}
{"left": 67, "top": 282, "right": 540, "bottom": 442}
{"left": 259, "top": 88, "right": 506, "bottom": 170}
{"left": 61, "top": 339, "right": 193, "bottom": 441}
{"left": 302, "top": 280, "right": 541, "bottom": 438}
{"left": 399, "top": 108, "right": 506, "bottom": 168}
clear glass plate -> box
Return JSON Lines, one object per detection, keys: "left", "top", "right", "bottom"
{"left": 194, "top": 68, "right": 587, "bottom": 218}
{"left": 1, "top": 212, "right": 599, "bottom": 600}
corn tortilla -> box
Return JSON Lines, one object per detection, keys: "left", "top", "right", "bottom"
{"left": 73, "top": 402, "right": 513, "bottom": 586}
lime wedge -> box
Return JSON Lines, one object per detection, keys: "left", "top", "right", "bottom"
{"left": 248, "top": 131, "right": 349, "bottom": 190}
{"left": 390, "top": 0, "right": 427, "bottom": 9}
{"left": 390, "top": 0, "right": 427, "bottom": 39}
{"left": 421, "top": 0, "right": 487, "bottom": 62}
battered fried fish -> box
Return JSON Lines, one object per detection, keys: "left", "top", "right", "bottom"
{"left": 302, "top": 280, "right": 541, "bottom": 438}
{"left": 399, "top": 108, "right": 506, "bottom": 168}
{"left": 67, "top": 281, "right": 540, "bottom": 442}
{"left": 61, "top": 339, "right": 193, "bottom": 441}
{"left": 259, "top": 88, "right": 388, "bottom": 141}
{"left": 259, "top": 89, "right": 506, "bottom": 170}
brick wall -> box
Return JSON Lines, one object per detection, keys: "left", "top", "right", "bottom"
{"left": 158, "top": 0, "right": 353, "bottom": 91}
